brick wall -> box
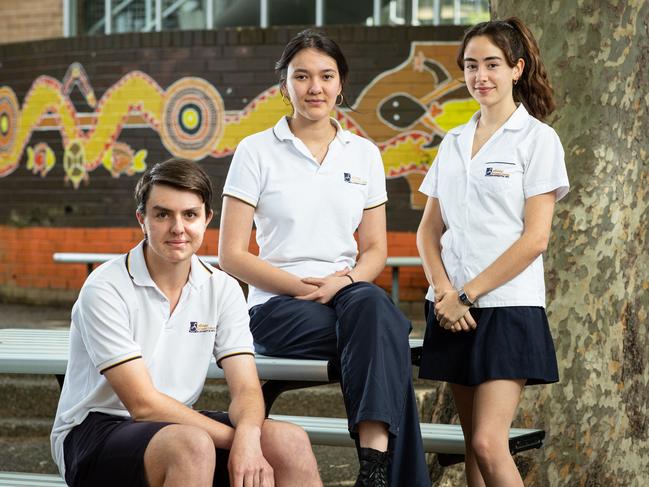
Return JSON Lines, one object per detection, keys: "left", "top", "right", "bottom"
{"left": 0, "top": 0, "right": 63, "bottom": 45}
{"left": 0, "top": 225, "right": 428, "bottom": 304}
{"left": 0, "top": 25, "right": 467, "bottom": 303}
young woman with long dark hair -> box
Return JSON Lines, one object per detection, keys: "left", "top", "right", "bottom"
{"left": 219, "top": 30, "right": 429, "bottom": 487}
{"left": 417, "top": 18, "right": 568, "bottom": 486}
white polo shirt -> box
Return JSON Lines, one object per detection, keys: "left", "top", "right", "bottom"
{"left": 51, "top": 241, "right": 255, "bottom": 477}
{"left": 419, "top": 104, "right": 569, "bottom": 307}
{"left": 223, "top": 116, "right": 388, "bottom": 308}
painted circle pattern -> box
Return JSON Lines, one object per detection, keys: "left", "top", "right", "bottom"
{"left": 0, "top": 87, "right": 18, "bottom": 153}
{"left": 161, "top": 78, "right": 224, "bottom": 160}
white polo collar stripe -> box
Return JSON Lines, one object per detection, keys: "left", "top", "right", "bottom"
{"left": 127, "top": 240, "right": 212, "bottom": 290}
{"left": 272, "top": 116, "right": 352, "bottom": 145}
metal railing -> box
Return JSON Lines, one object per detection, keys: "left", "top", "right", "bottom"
{"left": 66, "top": 0, "right": 488, "bottom": 37}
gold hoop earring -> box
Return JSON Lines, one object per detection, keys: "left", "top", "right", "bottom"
{"left": 513, "top": 78, "right": 519, "bottom": 85}
{"left": 335, "top": 93, "right": 344, "bottom": 106}
{"left": 281, "top": 92, "right": 291, "bottom": 105}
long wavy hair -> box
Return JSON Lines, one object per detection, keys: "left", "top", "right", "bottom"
{"left": 457, "top": 17, "right": 555, "bottom": 121}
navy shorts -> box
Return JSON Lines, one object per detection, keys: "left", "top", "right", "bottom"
{"left": 419, "top": 302, "right": 559, "bottom": 386}
{"left": 63, "top": 411, "right": 231, "bottom": 487}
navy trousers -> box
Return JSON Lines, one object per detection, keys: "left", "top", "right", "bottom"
{"left": 249, "top": 282, "right": 430, "bottom": 487}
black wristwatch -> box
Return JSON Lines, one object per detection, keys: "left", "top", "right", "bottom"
{"left": 457, "top": 288, "right": 474, "bottom": 307}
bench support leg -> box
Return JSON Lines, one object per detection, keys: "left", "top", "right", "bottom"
{"left": 262, "top": 380, "right": 330, "bottom": 417}
{"left": 437, "top": 453, "right": 465, "bottom": 466}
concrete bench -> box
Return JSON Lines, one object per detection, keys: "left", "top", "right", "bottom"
{"left": 53, "top": 252, "right": 422, "bottom": 305}
{"left": 0, "top": 328, "right": 545, "bottom": 468}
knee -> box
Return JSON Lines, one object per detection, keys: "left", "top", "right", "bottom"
{"left": 348, "top": 282, "right": 390, "bottom": 306}
{"left": 262, "top": 421, "right": 316, "bottom": 469}
{"left": 470, "top": 432, "right": 508, "bottom": 470}
{"left": 345, "top": 284, "right": 407, "bottom": 324}
{"left": 160, "top": 425, "right": 216, "bottom": 470}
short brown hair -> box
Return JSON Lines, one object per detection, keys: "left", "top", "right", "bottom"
{"left": 134, "top": 158, "right": 213, "bottom": 215}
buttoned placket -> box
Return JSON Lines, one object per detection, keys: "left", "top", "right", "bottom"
{"left": 153, "top": 283, "right": 192, "bottom": 329}
{"left": 455, "top": 118, "right": 507, "bottom": 285}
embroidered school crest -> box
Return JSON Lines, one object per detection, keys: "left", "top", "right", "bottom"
{"left": 189, "top": 321, "right": 216, "bottom": 333}
{"left": 485, "top": 167, "right": 510, "bottom": 178}
{"left": 343, "top": 172, "right": 367, "bottom": 185}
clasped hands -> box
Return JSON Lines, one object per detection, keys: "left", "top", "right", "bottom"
{"left": 296, "top": 267, "right": 353, "bottom": 304}
{"left": 434, "top": 289, "right": 477, "bottom": 333}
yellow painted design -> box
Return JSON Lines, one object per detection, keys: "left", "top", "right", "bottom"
{"left": 214, "top": 87, "right": 290, "bottom": 155}
{"left": 434, "top": 99, "right": 480, "bottom": 133}
{"left": 0, "top": 42, "right": 475, "bottom": 207}
{"left": 26, "top": 142, "right": 56, "bottom": 177}
{"left": 102, "top": 142, "right": 148, "bottom": 178}
{"left": 380, "top": 135, "right": 440, "bottom": 177}
{"left": 63, "top": 139, "right": 88, "bottom": 189}
{"left": 182, "top": 108, "right": 199, "bottom": 130}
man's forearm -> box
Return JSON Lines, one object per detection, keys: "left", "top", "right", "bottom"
{"left": 133, "top": 390, "right": 236, "bottom": 449}
{"left": 228, "top": 388, "right": 266, "bottom": 429}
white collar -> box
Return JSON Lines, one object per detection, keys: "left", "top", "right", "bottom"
{"left": 126, "top": 240, "right": 212, "bottom": 290}
{"left": 272, "top": 116, "right": 351, "bottom": 144}
{"left": 448, "top": 103, "right": 530, "bottom": 136}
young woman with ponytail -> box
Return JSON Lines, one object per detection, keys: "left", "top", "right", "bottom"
{"left": 416, "top": 17, "right": 569, "bottom": 486}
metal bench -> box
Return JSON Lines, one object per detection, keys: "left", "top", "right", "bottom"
{"left": 0, "top": 328, "right": 545, "bottom": 467}
{"left": 53, "top": 252, "right": 423, "bottom": 305}
{"left": 0, "top": 414, "right": 544, "bottom": 486}
{"left": 0, "top": 472, "right": 65, "bottom": 486}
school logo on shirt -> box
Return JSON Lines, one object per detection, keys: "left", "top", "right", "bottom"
{"left": 189, "top": 321, "right": 216, "bottom": 333}
{"left": 485, "top": 167, "right": 511, "bottom": 178}
{"left": 343, "top": 172, "right": 367, "bottom": 185}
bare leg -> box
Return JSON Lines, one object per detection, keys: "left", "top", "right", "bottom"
{"left": 260, "top": 419, "right": 323, "bottom": 486}
{"left": 450, "top": 383, "right": 486, "bottom": 487}
{"left": 144, "top": 424, "right": 215, "bottom": 487}
{"left": 358, "top": 420, "right": 389, "bottom": 451}
{"left": 471, "top": 379, "right": 525, "bottom": 487}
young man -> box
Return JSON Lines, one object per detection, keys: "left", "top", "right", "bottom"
{"left": 51, "top": 159, "right": 322, "bottom": 487}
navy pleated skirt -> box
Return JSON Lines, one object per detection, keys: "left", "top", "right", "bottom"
{"left": 419, "top": 301, "right": 559, "bottom": 386}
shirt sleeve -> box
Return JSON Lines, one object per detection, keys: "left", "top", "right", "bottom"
{"left": 75, "top": 282, "right": 142, "bottom": 373}
{"left": 222, "top": 138, "right": 262, "bottom": 207}
{"left": 419, "top": 154, "right": 440, "bottom": 198}
{"left": 523, "top": 125, "right": 570, "bottom": 201}
{"left": 214, "top": 274, "right": 255, "bottom": 366}
{"left": 365, "top": 143, "right": 388, "bottom": 209}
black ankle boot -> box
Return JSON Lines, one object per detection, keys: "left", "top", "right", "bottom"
{"left": 354, "top": 447, "right": 390, "bottom": 487}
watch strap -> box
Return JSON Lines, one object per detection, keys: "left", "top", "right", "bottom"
{"left": 458, "top": 288, "right": 474, "bottom": 307}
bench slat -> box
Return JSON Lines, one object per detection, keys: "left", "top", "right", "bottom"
{"left": 0, "top": 329, "right": 421, "bottom": 383}
{"left": 53, "top": 253, "right": 421, "bottom": 268}
{"left": 269, "top": 415, "right": 544, "bottom": 454}
{"left": 0, "top": 472, "right": 65, "bottom": 486}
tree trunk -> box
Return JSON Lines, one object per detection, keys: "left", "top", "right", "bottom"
{"left": 427, "top": 2, "right": 649, "bottom": 485}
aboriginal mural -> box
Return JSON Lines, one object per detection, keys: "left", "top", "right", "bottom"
{"left": 0, "top": 42, "right": 476, "bottom": 208}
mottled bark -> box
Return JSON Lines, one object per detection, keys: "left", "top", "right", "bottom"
{"left": 426, "top": 2, "right": 649, "bottom": 485}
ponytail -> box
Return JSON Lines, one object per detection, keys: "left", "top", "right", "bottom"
{"left": 457, "top": 17, "right": 555, "bottom": 121}
{"left": 505, "top": 17, "right": 555, "bottom": 120}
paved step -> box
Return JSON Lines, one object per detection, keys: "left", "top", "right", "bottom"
{"left": 0, "top": 419, "right": 53, "bottom": 438}
{"left": 0, "top": 368, "right": 437, "bottom": 419}
{"left": 0, "top": 376, "right": 60, "bottom": 419}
